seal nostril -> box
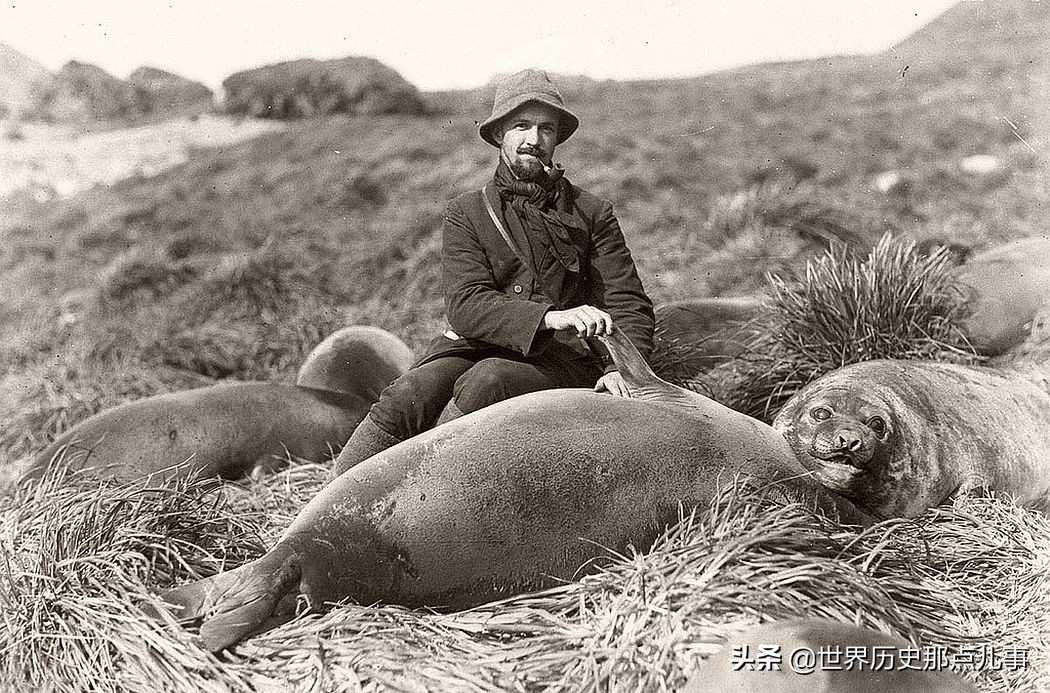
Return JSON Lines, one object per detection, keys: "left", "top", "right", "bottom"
{"left": 849, "top": 438, "right": 863, "bottom": 452}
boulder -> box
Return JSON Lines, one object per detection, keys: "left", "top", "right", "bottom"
{"left": 127, "top": 66, "right": 213, "bottom": 118}
{"left": 222, "top": 56, "right": 426, "bottom": 119}
{"left": 959, "top": 154, "right": 999, "bottom": 175}
{"left": 32, "top": 60, "right": 143, "bottom": 122}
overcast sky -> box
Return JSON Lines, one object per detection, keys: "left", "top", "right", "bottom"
{"left": 1, "top": 0, "right": 959, "bottom": 91}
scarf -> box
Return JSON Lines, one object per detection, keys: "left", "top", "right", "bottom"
{"left": 492, "top": 159, "right": 582, "bottom": 274}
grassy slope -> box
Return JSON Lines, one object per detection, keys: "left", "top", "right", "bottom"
{"left": 0, "top": 0, "right": 1047, "bottom": 463}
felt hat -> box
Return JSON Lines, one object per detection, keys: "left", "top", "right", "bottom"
{"left": 478, "top": 68, "right": 579, "bottom": 147}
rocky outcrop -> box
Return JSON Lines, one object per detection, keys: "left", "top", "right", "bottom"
{"left": 127, "top": 66, "right": 213, "bottom": 118}
{"left": 32, "top": 60, "right": 143, "bottom": 122}
{"left": 222, "top": 56, "right": 426, "bottom": 119}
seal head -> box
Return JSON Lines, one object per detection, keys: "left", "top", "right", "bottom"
{"left": 773, "top": 364, "right": 958, "bottom": 519}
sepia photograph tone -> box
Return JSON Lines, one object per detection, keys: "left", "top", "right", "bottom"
{"left": 1, "top": 1, "right": 1047, "bottom": 691}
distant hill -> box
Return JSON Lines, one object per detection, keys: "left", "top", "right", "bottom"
{"left": 0, "top": 42, "right": 53, "bottom": 118}
{"left": 222, "top": 56, "right": 427, "bottom": 119}
{"left": 893, "top": 0, "right": 1049, "bottom": 58}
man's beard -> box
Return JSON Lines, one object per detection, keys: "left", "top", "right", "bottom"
{"left": 505, "top": 150, "right": 548, "bottom": 181}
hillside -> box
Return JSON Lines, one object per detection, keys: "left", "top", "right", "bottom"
{"left": 1, "top": 0, "right": 1047, "bottom": 463}
{"left": 0, "top": 42, "right": 52, "bottom": 117}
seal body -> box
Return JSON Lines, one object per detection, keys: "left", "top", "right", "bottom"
{"left": 27, "top": 325, "right": 412, "bottom": 482}
{"left": 654, "top": 296, "right": 763, "bottom": 370}
{"left": 683, "top": 619, "right": 976, "bottom": 693}
{"left": 26, "top": 384, "right": 370, "bottom": 482}
{"left": 773, "top": 359, "right": 1050, "bottom": 518}
{"left": 955, "top": 235, "right": 1050, "bottom": 354}
{"left": 160, "top": 330, "right": 868, "bottom": 652}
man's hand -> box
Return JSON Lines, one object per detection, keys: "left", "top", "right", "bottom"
{"left": 543, "top": 305, "right": 614, "bottom": 338}
{"left": 594, "top": 370, "right": 630, "bottom": 397}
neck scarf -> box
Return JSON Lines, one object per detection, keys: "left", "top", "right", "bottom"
{"left": 492, "top": 159, "right": 582, "bottom": 274}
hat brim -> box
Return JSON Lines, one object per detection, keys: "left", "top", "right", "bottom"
{"left": 479, "top": 94, "right": 579, "bottom": 147}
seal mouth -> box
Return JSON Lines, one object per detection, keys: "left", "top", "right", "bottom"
{"left": 797, "top": 453, "right": 863, "bottom": 491}
{"left": 810, "top": 449, "right": 865, "bottom": 467}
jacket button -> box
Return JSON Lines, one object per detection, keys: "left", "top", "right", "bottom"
{"left": 513, "top": 284, "right": 523, "bottom": 294}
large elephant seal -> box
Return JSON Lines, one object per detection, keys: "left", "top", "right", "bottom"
{"left": 653, "top": 296, "right": 764, "bottom": 377}
{"left": 683, "top": 619, "right": 976, "bottom": 693}
{"left": 773, "top": 359, "right": 1050, "bottom": 519}
{"left": 25, "top": 326, "right": 413, "bottom": 483}
{"left": 158, "top": 329, "right": 869, "bottom": 652}
{"left": 954, "top": 235, "right": 1050, "bottom": 354}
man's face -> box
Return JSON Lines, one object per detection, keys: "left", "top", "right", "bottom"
{"left": 496, "top": 102, "right": 559, "bottom": 180}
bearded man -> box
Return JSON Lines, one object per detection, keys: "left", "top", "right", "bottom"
{"left": 333, "top": 68, "right": 654, "bottom": 475}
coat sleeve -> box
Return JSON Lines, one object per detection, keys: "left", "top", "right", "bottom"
{"left": 587, "top": 201, "right": 655, "bottom": 367}
{"left": 443, "top": 199, "right": 553, "bottom": 356}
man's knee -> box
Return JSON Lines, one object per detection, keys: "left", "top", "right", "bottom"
{"left": 453, "top": 358, "right": 545, "bottom": 413}
{"left": 369, "top": 366, "right": 454, "bottom": 439}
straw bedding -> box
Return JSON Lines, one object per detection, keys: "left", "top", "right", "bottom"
{"left": 2, "top": 463, "right": 1048, "bottom": 692}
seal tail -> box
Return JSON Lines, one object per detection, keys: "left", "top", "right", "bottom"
{"left": 158, "top": 546, "right": 301, "bottom": 652}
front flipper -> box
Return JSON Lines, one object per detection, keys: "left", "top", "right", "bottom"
{"left": 158, "top": 546, "right": 301, "bottom": 652}
{"left": 597, "top": 329, "right": 706, "bottom": 405}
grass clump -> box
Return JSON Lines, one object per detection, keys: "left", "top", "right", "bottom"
{"left": 0, "top": 472, "right": 266, "bottom": 692}
{"left": 717, "top": 233, "right": 979, "bottom": 420}
{"left": 704, "top": 179, "right": 879, "bottom": 251}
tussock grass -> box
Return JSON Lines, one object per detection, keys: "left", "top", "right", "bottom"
{"left": 96, "top": 248, "right": 200, "bottom": 305}
{"left": 717, "top": 234, "right": 979, "bottom": 420}
{"left": 0, "top": 472, "right": 266, "bottom": 692}
{"left": 704, "top": 179, "right": 879, "bottom": 251}
{"left": 3, "top": 467, "right": 1046, "bottom": 692}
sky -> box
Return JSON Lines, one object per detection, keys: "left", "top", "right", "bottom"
{"left": 1, "top": 0, "right": 960, "bottom": 92}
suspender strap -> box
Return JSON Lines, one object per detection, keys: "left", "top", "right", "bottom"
{"left": 482, "top": 183, "right": 533, "bottom": 273}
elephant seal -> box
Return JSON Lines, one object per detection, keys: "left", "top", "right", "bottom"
{"left": 158, "top": 329, "right": 869, "bottom": 652}
{"left": 954, "top": 235, "right": 1050, "bottom": 354}
{"left": 25, "top": 326, "right": 412, "bottom": 483}
{"left": 295, "top": 324, "right": 415, "bottom": 401}
{"left": 653, "top": 296, "right": 764, "bottom": 373}
{"left": 772, "top": 359, "right": 1050, "bottom": 519}
{"left": 683, "top": 619, "right": 976, "bottom": 693}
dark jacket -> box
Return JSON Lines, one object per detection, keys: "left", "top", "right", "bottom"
{"left": 419, "top": 176, "right": 654, "bottom": 373}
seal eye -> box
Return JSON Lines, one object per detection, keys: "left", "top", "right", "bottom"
{"left": 811, "top": 406, "right": 832, "bottom": 421}
{"left": 866, "top": 416, "right": 887, "bottom": 436}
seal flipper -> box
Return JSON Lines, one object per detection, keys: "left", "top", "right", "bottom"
{"left": 598, "top": 329, "right": 703, "bottom": 405}
{"left": 160, "top": 547, "right": 301, "bottom": 652}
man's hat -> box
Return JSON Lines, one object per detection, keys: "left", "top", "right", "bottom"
{"left": 479, "top": 69, "right": 579, "bottom": 147}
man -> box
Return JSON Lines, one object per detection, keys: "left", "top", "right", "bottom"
{"left": 332, "top": 68, "right": 654, "bottom": 475}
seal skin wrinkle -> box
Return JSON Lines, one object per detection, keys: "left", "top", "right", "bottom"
{"left": 24, "top": 326, "right": 413, "bottom": 482}
{"left": 157, "top": 329, "right": 870, "bottom": 653}
{"left": 773, "top": 359, "right": 1050, "bottom": 519}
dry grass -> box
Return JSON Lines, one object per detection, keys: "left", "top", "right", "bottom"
{"left": 2, "top": 465, "right": 1048, "bottom": 693}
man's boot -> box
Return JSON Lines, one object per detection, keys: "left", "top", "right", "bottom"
{"left": 331, "top": 414, "right": 401, "bottom": 478}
